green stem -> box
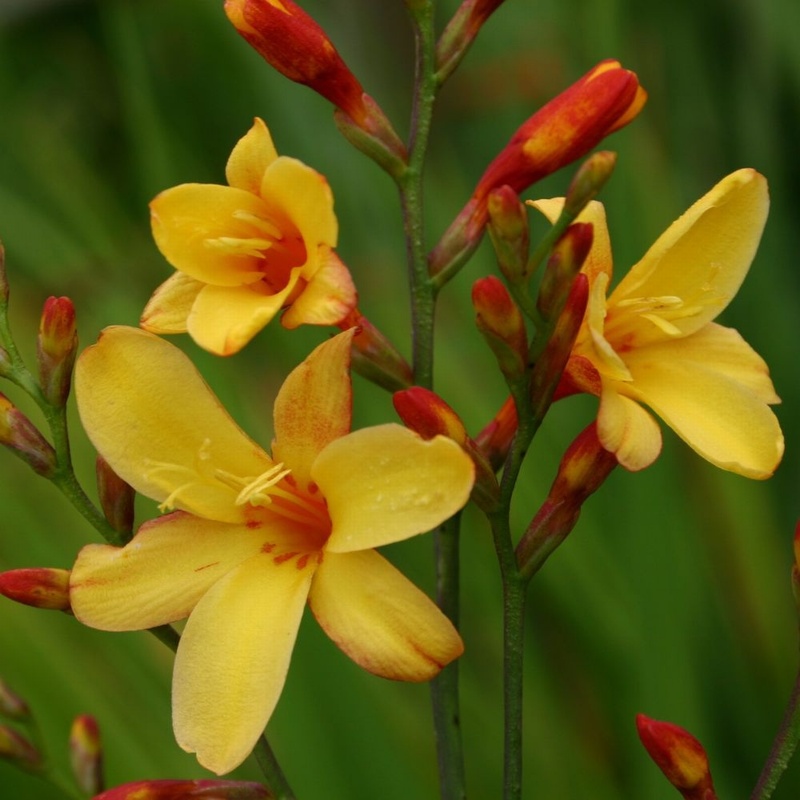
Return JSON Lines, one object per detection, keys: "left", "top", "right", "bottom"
{"left": 253, "top": 735, "right": 296, "bottom": 800}
{"left": 430, "top": 514, "right": 466, "bottom": 800}
{"left": 750, "top": 662, "right": 800, "bottom": 799}
{"left": 401, "top": 5, "right": 467, "bottom": 799}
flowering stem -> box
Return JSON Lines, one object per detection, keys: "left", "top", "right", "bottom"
{"left": 253, "top": 736, "right": 296, "bottom": 800}
{"left": 750, "top": 663, "right": 800, "bottom": 800}
{"left": 401, "top": 4, "right": 468, "bottom": 799}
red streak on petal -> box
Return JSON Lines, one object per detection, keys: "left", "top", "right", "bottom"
{"left": 261, "top": 542, "right": 276, "bottom": 553}
{"left": 193, "top": 561, "right": 220, "bottom": 572}
{"left": 296, "top": 553, "right": 310, "bottom": 570}
{"left": 273, "top": 552, "right": 298, "bottom": 565}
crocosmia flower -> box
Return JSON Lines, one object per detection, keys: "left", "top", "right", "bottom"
{"left": 532, "top": 168, "right": 783, "bottom": 478}
{"left": 143, "top": 117, "right": 356, "bottom": 355}
{"left": 70, "top": 327, "right": 473, "bottom": 774}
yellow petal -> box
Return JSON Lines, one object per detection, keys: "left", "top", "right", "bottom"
{"left": 70, "top": 512, "right": 268, "bottom": 630}
{"left": 260, "top": 156, "right": 338, "bottom": 250}
{"left": 280, "top": 248, "right": 357, "bottom": 329}
{"left": 150, "top": 183, "right": 270, "bottom": 286}
{"left": 272, "top": 330, "right": 355, "bottom": 488}
{"left": 610, "top": 169, "right": 769, "bottom": 344}
{"left": 621, "top": 335, "right": 784, "bottom": 478}
{"left": 75, "top": 326, "right": 273, "bottom": 522}
{"left": 186, "top": 281, "right": 292, "bottom": 355}
{"left": 596, "top": 384, "right": 662, "bottom": 471}
{"left": 315, "top": 424, "right": 475, "bottom": 553}
{"left": 140, "top": 272, "right": 202, "bottom": 334}
{"left": 225, "top": 118, "right": 278, "bottom": 194}
{"left": 173, "top": 551, "right": 315, "bottom": 774}
{"left": 309, "top": 549, "right": 463, "bottom": 680}
{"left": 527, "top": 197, "right": 613, "bottom": 285}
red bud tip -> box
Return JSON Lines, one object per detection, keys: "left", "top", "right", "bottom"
{"left": 636, "top": 714, "right": 718, "bottom": 799}
{"left": 92, "top": 779, "right": 271, "bottom": 800}
{"left": 472, "top": 276, "right": 528, "bottom": 379}
{"left": 0, "top": 395, "right": 56, "bottom": 477}
{"left": 225, "top": 0, "right": 367, "bottom": 125}
{"left": 536, "top": 223, "right": 594, "bottom": 323}
{"left": 393, "top": 387, "right": 468, "bottom": 444}
{"left": 0, "top": 678, "right": 30, "bottom": 720}
{"left": 0, "top": 567, "right": 71, "bottom": 611}
{"left": 37, "top": 296, "right": 78, "bottom": 407}
{"left": 487, "top": 186, "right": 530, "bottom": 283}
{"left": 0, "top": 724, "right": 42, "bottom": 772}
{"left": 70, "top": 714, "right": 103, "bottom": 796}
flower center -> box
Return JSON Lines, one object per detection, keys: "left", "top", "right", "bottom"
{"left": 143, "top": 439, "right": 329, "bottom": 531}
{"left": 204, "top": 208, "right": 307, "bottom": 293}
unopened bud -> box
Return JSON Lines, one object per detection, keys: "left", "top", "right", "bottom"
{"left": 0, "top": 724, "right": 42, "bottom": 773}
{"left": 69, "top": 714, "right": 103, "bottom": 796}
{"left": 563, "top": 151, "right": 617, "bottom": 217}
{"left": 37, "top": 296, "right": 78, "bottom": 407}
{"left": 487, "top": 186, "right": 530, "bottom": 284}
{"left": 436, "top": 0, "right": 507, "bottom": 82}
{"left": 96, "top": 456, "right": 135, "bottom": 539}
{"left": 472, "top": 276, "right": 528, "bottom": 380}
{"left": 535, "top": 223, "right": 593, "bottom": 323}
{"left": 636, "top": 714, "right": 718, "bottom": 800}
{"left": 92, "top": 779, "right": 271, "bottom": 799}
{"left": 0, "top": 679, "right": 30, "bottom": 720}
{"left": 0, "top": 568, "right": 71, "bottom": 611}
{"left": 394, "top": 387, "right": 499, "bottom": 510}
{"left": 337, "top": 309, "right": 413, "bottom": 392}
{"left": 516, "top": 421, "right": 616, "bottom": 579}
{"left": 0, "top": 394, "right": 56, "bottom": 477}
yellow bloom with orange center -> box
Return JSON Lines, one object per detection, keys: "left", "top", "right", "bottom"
{"left": 532, "top": 169, "right": 783, "bottom": 478}
{"left": 70, "top": 327, "right": 474, "bottom": 775}
{"left": 143, "top": 118, "right": 356, "bottom": 355}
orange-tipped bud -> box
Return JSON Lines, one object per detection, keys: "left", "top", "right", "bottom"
{"left": 92, "top": 779, "right": 270, "bottom": 799}
{"left": 70, "top": 714, "right": 103, "bottom": 796}
{"left": 96, "top": 456, "right": 135, "bottom": 539}
{"left": 516, "top": 421, "right": 617, "bottom": 578}
{"left": 394, "top": 387, "right": 469, "bottom": 444}
{"left": 225, "top": 0, "right": 405, "bottom": 166}
{"left": 436, "top": 0, "right": 507, "bottom": 82}
{"left": 0, "top": 567, "right": 71, "bottom": 611}
{"left": 0, "top": 678, "right": 30, "bottom": 720}
{"left": 394, "top": 387, "right": 499, "bottom": 510}
{"left": 636, "top": 715, "right": 718, "bottom": 800}
{"left": 487, "top": 186, "right": 530, "bottom": 284}
{"left": 37, "top": 296, "right": 78, "bottom": 407}
{"left": 225, "top": 0, "right": 366, "bottom": 124}
{"left": 564, "top": 151, "right": 618, "bottom": 217}
{"left": 472, "top": 276, "right": 528, "bottom": 380}
{"left": 535, "top": 222, "right": 594, "bottom": 323}
{"left": 0, "top": 724, "right": 42, "bottom": 773}
{"left": 0, "top": 394, "right": 56, "bottom": 477}
{"left": 429, "top": 60, "right": 645, "bottom": 278}
{"left": 337, "top": 309, "right": 413, "bottom": 392}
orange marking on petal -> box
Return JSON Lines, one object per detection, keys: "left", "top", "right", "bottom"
{"left": 261, "top": 542, "right": 276, "bottom": 553}
{"left": 273, "top": 551, "right": 298, "bottom": 565}
{"left": 296, "top": 553, "right": 310, "bottom": 570}
{"left": 193, "top": 561, "right": 221, "bottom": 572}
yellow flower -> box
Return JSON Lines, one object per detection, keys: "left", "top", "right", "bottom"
{"left": 143, "top": 118, "right": 356, "bottom": 355}
{"left": 70, "top": 327, "right": 474, "bottom": 774}
{"left": 532, "top": 169, "right": 783, "bottom": 478}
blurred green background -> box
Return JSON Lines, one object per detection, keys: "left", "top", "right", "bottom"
{"left": 0, "top": 0, "right": 798, "bottom": 797}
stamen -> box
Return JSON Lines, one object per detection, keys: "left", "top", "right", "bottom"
{"left": 232, "top": 210, "right": 284, "bottom": 240}
{"left": 233, "top": 463, "right": 293, "bottom": 506}
{"left": 204, "top": 236, "right": 275, "bottom": 259}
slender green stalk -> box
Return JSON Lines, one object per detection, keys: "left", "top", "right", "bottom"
{"left": 750, "top": 663, "right": 800, "bottom": 800}
{"left": 253, "top": 735, "right": 296, "bottom": 800}
{"left": 400, "top": 4, "right": 469, "bottom": 798}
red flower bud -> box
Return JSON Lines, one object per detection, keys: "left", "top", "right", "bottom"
{"left": 536, "top": 223, "right": 594, "bottom": 323}
{"left": 393, "top": 387, "right": 469, "bottom": 444}
{"left": 487, "top": 186, "right": 530, "bottom": 284}
{"left": 0, "top": 724, "right": 42, "bottom": 773}
{"left": 96, "top": 456, "right": 135, "bottom": 539}
{"left": 37, "top": 296, "right": 78, "bottom": 407}
{"left": 0, "top": 678, "right": 30, "bottom": 720}
{"left": 636, "top": 714, "right": 718, "bottom": 800}
{"left": 0, "top": 394, "right": 56, "bottom": 477}
{"left": 92, "top": 779, "right": 270, "bottom": 799}
{"left": 225, "top": 0, "right": 367, "bottom": 124}
{"left": 70, "top": 714, "right": 103, "bottom": 796}
{"left": 429, "top": 60, "right": 645, "bottom": 278}
{"left": 472, "top": 276, "right": 528, "bottom": 380}
{"left": 0, "top": 567, "right": 71, "bottom": 611}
